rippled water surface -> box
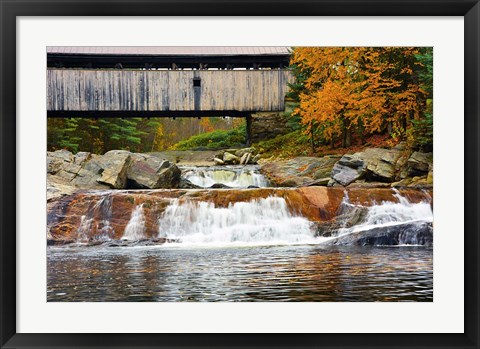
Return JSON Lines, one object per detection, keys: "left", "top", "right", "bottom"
{"left": 47, "top": 244, "right": 433, "bottom": 302}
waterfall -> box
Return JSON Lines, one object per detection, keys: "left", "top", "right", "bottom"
{"left": 330, "top": 190, "right": 433, "bottom": 246}
{"left": 122, "top": 204, "right": 146, "bottom": 241}
{"left": 181, "top": 166, "right": 269, "bottom": 188}
{"left": 76, "top": 215, "right": 93, "bottom": 242}
{"left": 69, "top": 188, "right": 432, "bottom": 247}
{"left": 75, "top": 194, "right": 114, "bottom": 242}
{"left": 157, "top": 196, "right": 317, "bottom": 246}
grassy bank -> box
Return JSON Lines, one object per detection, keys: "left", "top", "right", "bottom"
{"left": 169, "top": 124, "right": 246, "bottom": 150}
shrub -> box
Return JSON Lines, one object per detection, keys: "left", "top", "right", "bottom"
{"left": 170, "top": 124, "right": 246, "bottom": 150}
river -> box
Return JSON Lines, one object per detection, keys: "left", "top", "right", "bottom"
{"left": 47, "top": 244, "right": 432, "bottom": 302}
{"left": 47, "top": 165, "right": 434, "bottom": 302}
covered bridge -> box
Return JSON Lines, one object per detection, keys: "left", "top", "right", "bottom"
{"left": 47, "top": 46, "right": 294, "bottom": 144}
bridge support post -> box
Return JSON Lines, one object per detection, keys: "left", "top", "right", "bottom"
{"left": 246, "top": 114, "right": 252, "bottom": 146}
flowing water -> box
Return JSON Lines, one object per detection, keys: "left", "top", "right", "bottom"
{"left": 181, "top": 165, "right": 269, "bottom": 188}
{"left": 157, "top": 197, "right": 317, "bottom": 246}
{"left": 47, "top": 169, "right": 433, "bottom": 302}
{"left": 47, "top": 244, "right": 432, "bottom": 302}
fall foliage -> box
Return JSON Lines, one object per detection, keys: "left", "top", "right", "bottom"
{"left": 289, "top": 47, "right": 433, "bottom": 151}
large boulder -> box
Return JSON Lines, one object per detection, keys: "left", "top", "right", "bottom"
{"left": 213, "top": 157, "right": 225, "bottom": 165}
{"left": 127, "top": 154, "right": 181, "bottom": 189}
{"left": 49, "top": 150, "right": 183, "bottom": 190}
{"left": 251, "top": 154, "right": 261, "bottom": 164}
{"left": 47, "top": 149, "right": 74, "bottom": 174}
{"left": 235, "top": 147, "right": 256, "bottom": 158}
{"left": 261, "top": 156, "right": 339, "bottom": 187}
{"left": 223, "top": 152, "right": 239, "bottom": 164}
{"left": 74, "top": 152, "right": 91, "bottom": 166}
{"left": 96, "top": 150, "right": 132, "bottom": 189}
{"left": 47, "top": 174, "right": 77, "bottom": 202}
{"left": 331, "top": 154, "right": 366, "bottom": 186}
{"left": 408, "top": 152, "right": 433, "bottom": 174}
{"left": 331, "top": 147, "right": 412, "bottom": 186}
{"left": 322, "top": 221, "right": 433, "bottom": 246}
{"left": 71, "top": 155, "right": 110, "bottom": 189}
{"left": 362, "top": 148, "right": 402, "bottom": 180}
{"left": 240, "top": 152, "right": 252, "bottom": 165}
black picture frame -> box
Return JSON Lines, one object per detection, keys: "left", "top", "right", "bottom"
{"left": 1, "top": 1, "right": 478, "bottom": 348}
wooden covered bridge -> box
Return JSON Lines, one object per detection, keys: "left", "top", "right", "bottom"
{"left": 47, "top": 47, "right": 293, "bottom": 145}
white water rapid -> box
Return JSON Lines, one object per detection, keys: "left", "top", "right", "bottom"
{"left": 122, "top": 204, "right": 146, "bottom": 241}
{"left": 75, "top": 194, "right": 114, "bottom": 242}
{"left": 332, "top": 190, "right": 433, "bottom": 245}
{"left": 181, "top": 166, "right": 269, "bottom": 188}
{"left": 157, "top": 196, "right": 317, "bottom": 246}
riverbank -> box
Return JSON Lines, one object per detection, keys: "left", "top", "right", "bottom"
{"left": 47, "top": 145, "right": 433, "bottom": 247}
{"left": 48, "top": 143, "right": 432, "bottom": 194}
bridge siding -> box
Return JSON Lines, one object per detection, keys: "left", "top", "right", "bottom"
{"left": 47, "top": 69, "right": 292, "bottom": 113}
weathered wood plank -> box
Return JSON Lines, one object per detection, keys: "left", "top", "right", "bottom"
{"left": 47, "top": 69, "right": 294, "bottom": 112}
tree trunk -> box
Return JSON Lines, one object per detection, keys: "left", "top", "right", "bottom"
{"left": 345, "top": 128, "right": 352, "bottom": 147}
{"left": 359, "top": 121, "right": 365, "bottom": 144}
{"left": 246, "top": 115, "right": 252, "bottom": 146}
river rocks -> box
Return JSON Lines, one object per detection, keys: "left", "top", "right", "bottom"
{"left": 178, "top": 178, "right": 202, "bottom": 189}
{"left": 223, "top": 152, "right": 240, "bottom": 164}
{"left": 235, "top": 147, "right": 256, "bottom": 158}
{"left": 331, "top": 148, "right": 405, "bottom": 185}
{"left": 127, "top": 154, "right": 181, "bottom": 189}
{"left": 252, "top": 154, "right": 261, "bottom": 163}
{"left": 72, "top": 155, "right": 110, "bottom": 189}
{"left": 47, "top": 149, "right": 183, "bottom": 191}
{"left": 47, "top": 187, "right": 432, "bottom": 243}
{"left": 301, "top": 178, "right": 331, "bottom": 187}
{"left": 322, "top": 221, "right": 433, "bottom": 246}
{"left": 362, "top": 148, "right": 402, "bottom": 180}
{"left": 240, "top": 152, "right": 252, "bottom": 165}
{"left": 260, "top": 146, "right": 432, "bottom": 189}
{"left": 408, "top": 151, "right": 433, "bottom": 174}
{"left": 213, "top": 157, "right": 225, "bottom": 165}
{"left": 331, "top": 161, "right": 365, "bottom": 186}
{"left": 47, "top": 174, "right": 77, "bottom": 202}
{"left": 215, "top": 147, "right": 261, "bottom": 165}
{"left": 328, "top": 147, "right": 432, "bottom": 188}
{"left": 97, "top": 150, "right": 132, "bottom": 189}
{"left": 261, "top": 156, "right": 339, "bottom": 187}
{"left": 210, "top": 183, "right": 231, "bottom": 189}
{"left": 47, "top": 150, "right": 75, "bottom": 174}
{"left": 74, "top": 152, "right": 91, "bottom": 166}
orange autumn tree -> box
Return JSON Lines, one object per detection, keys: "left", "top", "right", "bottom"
{"left": 290, "top": 47, "right": 426, "bottom": 149}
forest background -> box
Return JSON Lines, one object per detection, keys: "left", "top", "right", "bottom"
{"left": 47, "top": 47, "right": 433, "bottom": 157}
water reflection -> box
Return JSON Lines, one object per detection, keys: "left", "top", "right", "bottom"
{"left": 47, "top": 245, "right": 433, "bottom": 302}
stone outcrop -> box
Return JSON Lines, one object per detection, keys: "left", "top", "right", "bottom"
{"left": 47, "top": 150, "right": 182, "bottom": 191}
{"left": 251, "top": 112, "right": 293, "bottom": 142}
{"left": 223, "top": 152, "right": 240, "bottom": 164}
{"left": 127, "top": 154, "right": 181, "bottom": 189}
{"left": 261, "top": 145, "right": 432, "bottom": 189}
{"left": 47, "top": 187, "right": 432, "bottom": 243}
{"left": 408, "top": 151, "right": 433, "bottom": 174}
{"left": 216, "top": 147, "right": 260, "bottom": 165}
{"left": 260, "top": 156, "right": 340, "bottom": 187}
{"left": 322, "top": 221, "right": 433, "bottom": 246}
{"left": 97, "top": 150, "right": 132, "bottom": 188}
{"left": 330, "top": 147, "right": 409, "bottom": 185}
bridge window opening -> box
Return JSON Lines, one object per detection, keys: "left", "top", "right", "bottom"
{"left": 47, "top": 116, "right": 249, "bottom": 153}
{"left": 193, "top": 78, "right": 201, "bottom": 87}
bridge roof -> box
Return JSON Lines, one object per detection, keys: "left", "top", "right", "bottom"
{"left": 47, "top": 46, "right": 291, "bottom": 56}
{"left": 47, "top": 46, "right": 292, "bottom": 69}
